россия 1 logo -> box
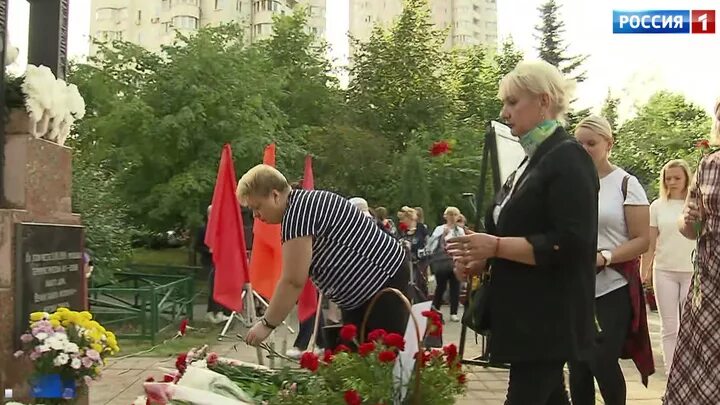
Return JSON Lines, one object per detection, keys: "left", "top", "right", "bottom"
{"left": 613, "top": 10, "right": 715, "bottom": 34}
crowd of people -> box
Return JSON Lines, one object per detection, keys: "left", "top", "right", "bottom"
{"left": 192, "top": 58, "right": 720, "bottom": 404}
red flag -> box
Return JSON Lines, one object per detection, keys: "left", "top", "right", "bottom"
{"left": 205, "top": 144, "right": 249, "bottom": 312}
{"left": 297, "top": 156, "right": 319, "bottom": 322}
{"left": 248, "top": 144, "right": 283, "bottom": 299}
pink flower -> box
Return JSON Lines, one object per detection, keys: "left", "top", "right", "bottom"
{"left": 29, "top": 351, "right": 41, "bottom": 361}
{"left": 86, "top": 349, "right": 101, "bottom": 361}
{"left": 14, "top": 350, "right": 24, "bottom": 358}
{"left": 82, "top": 356, "right": 94, "bottom": 368}
{"left": 20, "top": 334, "right": 34, "bottom": 343}
{"left": 83, "top": 375, "right": 93, "bottom": 386}
{"left": 206, "top": 352, "right": 218, "bottom": 367}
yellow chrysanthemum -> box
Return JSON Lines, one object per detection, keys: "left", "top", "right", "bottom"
{"left": 91, "top": 343, "right": 103, "bottom": 353}
{"left": 49, "top": 313, "right": 63, "bottom": 321}
{"left": 29, "top": 312, "right": 47, "bottom": 322}
{"left": 55, "top": 307, "right": 69, "bottom": 313}
{"left": 49, "top": 319, "right": 61, "bottom": 328}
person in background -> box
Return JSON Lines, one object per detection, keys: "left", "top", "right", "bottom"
{"left": 664, "top": 98, "right": 720, "bottom": 404}
{"left": 350, "top": 197, "right": 374, "bottom": 219}
{"left": 83, "top": 249, "right": 94, "bottom": 279}
{"left": 448, "top": 60, "right": 597, "bottom": 404}
{"left": 457, "top": 214, "right": 475, "bottom": 234}
{"left": 640, "top": 159, "right": 695, "bottom": 374}
{"left": 397, "top": 206, "right": 429, "bottom": 300}
{"left": 427, "top": 206, "right": 465, "bottom": 322}
{"left": 375, "top": 206, "right": 397, "bottom": 237}
{"left": 196, "top": 205, "right": 231, "bottom": 324}
{"left": 573, "top": 114, "right": 652, "bottom": 405}
{"left": 240, "top": 165, "right": 411, "bottom": 347}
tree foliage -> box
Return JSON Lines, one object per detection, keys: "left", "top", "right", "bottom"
{"left": 62, "top": 0, "right": 708, "bottom": 270}
{"left": 534, "top": 0, "right": 589, "bottom": 83}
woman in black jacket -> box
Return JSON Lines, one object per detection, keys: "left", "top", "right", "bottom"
{"left": 448, "top": 60, "right": 599, "bottom": 405}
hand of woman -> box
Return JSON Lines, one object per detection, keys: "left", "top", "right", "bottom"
{"left": 447, "top": 233, "right": 499, "bottom": 263}
{"left": 453, "top": 258, "right": 487, "bottom": 281}
{"left": 641, "top": 266, "right": 653, "bottom": 285}
{"left": 683, "top": 201, "right": 703, "bottom": 226}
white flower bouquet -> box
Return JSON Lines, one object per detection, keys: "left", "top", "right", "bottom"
{"left": 8, "top": 64, "right": 86, "bottom": 146}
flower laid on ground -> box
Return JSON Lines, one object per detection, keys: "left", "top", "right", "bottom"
{"left": 429, "top": 140, "right": 451, "bottom": 157}
{"left": 176, "top": 319, "right": 190, "bottom": 338}
{"left": 14, "top": 308, "right": 119, "bottom": 390}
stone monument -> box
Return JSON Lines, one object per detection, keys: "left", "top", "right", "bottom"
{"left": 0, "top": 1, "right": 89, "bottom": 403}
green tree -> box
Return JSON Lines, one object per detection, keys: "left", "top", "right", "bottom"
{"left": 534, "top": 0, "right": 589, "bottom": 82}
{"left": 70, "top": 24, "right": 289, "bottom": 231}
{"left": 347, "top": 0, "right": 452, "bottom": 152}
{"left": 600, "top": 89, "right": 621, "bottom": 133}
{"left": 614, "top": 91, "right": 711, "bottom": 198}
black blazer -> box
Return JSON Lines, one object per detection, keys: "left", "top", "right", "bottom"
{"left": 484, "top": 126, "right": 599, "bottom": 364}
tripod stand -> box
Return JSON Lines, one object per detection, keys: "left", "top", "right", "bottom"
{"left": 217, "top": 283, "right": 295, "bottom": 341}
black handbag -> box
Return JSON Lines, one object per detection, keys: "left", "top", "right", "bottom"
{"left": 462, "top": 273, "right": 491, "bottom": 335}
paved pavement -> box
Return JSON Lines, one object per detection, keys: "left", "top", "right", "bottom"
{"left": 91, "top": 307, "right": 668, "bottom": 405}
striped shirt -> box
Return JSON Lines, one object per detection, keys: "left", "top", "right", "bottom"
{"left": 281, "top": 189, "right": 406, "bottom": 310}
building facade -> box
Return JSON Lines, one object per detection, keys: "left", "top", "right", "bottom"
{"left": 89, "top": 0, "right": 326, "bottom": 54}
{"left": 349, "top": 0, "right": 498, "bottom": 50}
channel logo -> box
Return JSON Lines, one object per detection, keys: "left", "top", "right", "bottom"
{"left": 613, "top": 10, "right": 715, "bottom": 34}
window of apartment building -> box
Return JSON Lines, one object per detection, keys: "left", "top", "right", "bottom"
{"left": 162, "top": 0, "right": 171, "bottom": 11}
{"left": 95, "top": 8, "right": 114, "bottom": 20}
{"left": 178, "top": 0, "right": 199, "bottom": 5}
{"left": 172, "top": 15, "right": 199, "bottom": 29}
{"left": 137, "top": 31, "right": 144, "bottom": 43}
{"left": 364, "top": 15, "right": 372, "bottom": 23}
{"left": 215, "top": 0, "right": 225, "bottom": 9}
{"left": 136, "top": 10, "right": 142, "bottom": 25}
{"left": 485, "top": 21, "right": 497, "bottom": 31}
{"left": 236, "top": 0, "right": 242, "bottom": 11}
{"left": 99, "top": 30, "right": 123, "bottom": 41}
{"left": 486, "top": 0, "right": 496, "bottom": 3}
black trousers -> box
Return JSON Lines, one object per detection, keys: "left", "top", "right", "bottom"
{"left": 293, "top": 307, "right": 326, "bottom": 350}
{"left": 505, "top": 361, "right": 571, "bottom": 405}
{"left": 569, "top": 285, "right": 631, "bottom": 405}
{"left": 341, "top": 258, "right": 411, "bottom": 341}
{"left": 432, "top": 260, "right": 460, "bottom": 315}
{"left": 207, "top": 267, "right": 231, "bottom": 315}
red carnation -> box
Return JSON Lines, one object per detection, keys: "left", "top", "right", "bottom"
{"left": 696, "top": 139, "right": 711, "bottom": 149}
{"left": 175, "top": 353, "right": 188, "bottom": 373}
{"left": 383, "top": 333, "right": 405, "bottom": 351}
{"left": 457, "top": 373, "right": 467, "bottom": 384}
{"left": 430, "top": 140, "right": 451, "bottom": 157}
{"left": 443, "top": 344, "right": 458, "bottom": 364}
{"left": 322, "top": 349, "right": 334, "bottom": 363}
{"left": 344, "top": 389, "right": 362, "bottom": 405}
{"left": 378, "top": 350, "right": 398, "bottom": 363}
{"left": 178, "top": 319, "right": 189, "bottom": 336}
{"left": 206, "top": 352, "right": 219, "bottom": 367}
{"left": 398, "top": 222, "right": 409, "bottom": 233}
{"left": 162, "top": 374, "right": 175, "bottom": 383}
{"left": 358, "top": 342, "right": 376, "bottom": 357}
{"left": 368, "top": 329, "right": 387, "bottom": 342}
{"left": 339, "top": 324, "right": 357, "bottom": 341}
{"left": 335, "top": 344, "right": 351, "bottom": 354}
{"left": 300, "top": 351, "right": 320, "bottom": 372}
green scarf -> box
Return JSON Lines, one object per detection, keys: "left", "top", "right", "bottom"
{"left": 518, "top": 120, "right": 559, "bottom": 157}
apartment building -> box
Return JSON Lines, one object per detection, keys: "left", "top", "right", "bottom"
{"left": 349, "top": 0, "right": 498, "bottom": 51}
{"left": 89, "top": 0, "right": 326, "bottom": 54}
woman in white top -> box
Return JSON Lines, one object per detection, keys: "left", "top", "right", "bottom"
{"left": 572, "top": 115, "right": 651, "bottom": 405}
{"left": 426, "top": 206, "right": 465, "bottom": 322}
{"left": 641, "top": 159, "right": 695, "bottom": 373}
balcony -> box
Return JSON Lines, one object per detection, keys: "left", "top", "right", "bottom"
{"left": 170, "top": 0, "right": 200, "bottom": 19}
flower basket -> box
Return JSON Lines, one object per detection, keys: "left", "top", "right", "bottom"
{"left": 30, "top": 374, "right": 76, "bottom": 399}
{"left": 14, "top": 308, "right": 120, "bottom": 404}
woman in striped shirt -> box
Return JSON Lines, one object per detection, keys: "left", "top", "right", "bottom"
{"left": 239, "top": 164, "right": 411, "bottom": 347}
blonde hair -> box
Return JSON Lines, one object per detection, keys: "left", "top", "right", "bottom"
{"left": 236, "top": 164, "right": 290, "bottom": 202}
{"left": 711, "top": 97, "right": 720, "bottom": 145}
{"left": 443, "top": 206, "right": 460, "bottom": 216}
{"left": 413, "top": 207, "right": 425, "bottom": 223}
{"left": 659, "top": 159, "right": 693, "bottom": 200}
{"left": 498, "top": 60, "right": 576, "bottom": 123}
{"left": 575, "top": 115, "right": 614, "bottom": 144}
{"left": 397, "top": 206, "right": 417, "bottom": 222}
